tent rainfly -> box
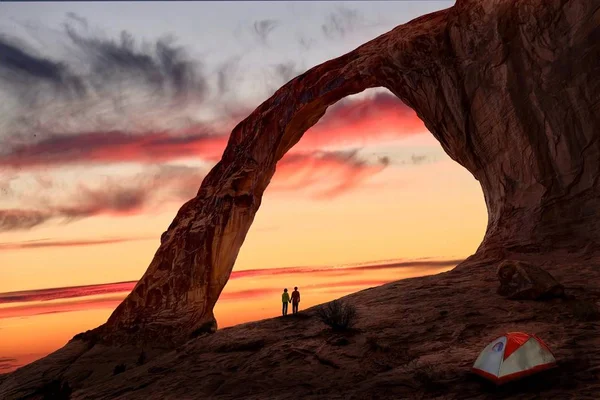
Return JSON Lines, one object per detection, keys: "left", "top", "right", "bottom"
{"left": 471, "top": 332, "right": 557, "bottom": 384}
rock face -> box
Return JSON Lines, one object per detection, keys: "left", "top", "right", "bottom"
{"left": 497, "top": 260, "right": 565, "bottom": 300}
{"left": 101, "top": 0, "right": 600, "bottom": 345}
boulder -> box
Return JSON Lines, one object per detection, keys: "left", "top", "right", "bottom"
{"left": 497, "top": 260, "right": 565, "bottom": 300}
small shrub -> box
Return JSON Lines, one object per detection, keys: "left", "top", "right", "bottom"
{"left": 137, "top": 350, "right": 147, "bottom": 366}
{"left": 40, "top": 379, "right": 72, "bottom": 400}
{"left": 316, "top": 299, "right": 358, "bottom": 331}
{"left": 113, "top": 363, "right": 126, "bottom": 375}
{"left": 570, "top": 299, "right": 600, "bottom": 321}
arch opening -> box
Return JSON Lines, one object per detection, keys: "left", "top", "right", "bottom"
{"left": 212, "top": 87, "right": 488, "bottom": 327}
{"left": 101, "top": 39, "right": 447, "bottom": 343}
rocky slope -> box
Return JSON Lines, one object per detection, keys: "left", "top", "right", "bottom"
{"left": 97, "top": 0, "right": 600, "bottom": 345}
{"left": 1, "top": 251, "right": 599, "bottom": 399}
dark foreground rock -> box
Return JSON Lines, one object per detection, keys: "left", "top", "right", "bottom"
{"left": 1, "top": 252, "right": 599, "bottom": 399}
{"left": 497, "top": 260, "right": 565, "bottom": 300}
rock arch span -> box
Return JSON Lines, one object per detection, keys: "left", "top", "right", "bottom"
{"left": 102, "top": 0, "right": 600, "bottom": 345}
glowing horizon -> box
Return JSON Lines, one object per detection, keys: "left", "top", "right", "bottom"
{"left": 0, "top": 256, "right": 460, "bottom": 373}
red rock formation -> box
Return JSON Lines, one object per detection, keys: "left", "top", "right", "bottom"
{"left": 102, "top": 0, "right": 600, "bottom": 344}
{"left": 497, "top": 260, "right": 565, "bottom": 300}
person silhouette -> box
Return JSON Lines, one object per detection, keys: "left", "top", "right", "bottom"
{"left": 291, "top": 286, "right": 300, "bottom": 314}
{"left": 281, "top": 288, "right": 290, "bottom": 316}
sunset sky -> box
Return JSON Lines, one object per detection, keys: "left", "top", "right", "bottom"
{"left": 0, "top": 0, "right": 488, "bottom": 373}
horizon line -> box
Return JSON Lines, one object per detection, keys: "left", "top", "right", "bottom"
{"left": 0, "top": 256, "right": 465, "bottom": 303}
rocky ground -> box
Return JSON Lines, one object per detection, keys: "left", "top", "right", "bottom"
{"left": 1, "top": 252, "right": 599, "bottom": 399}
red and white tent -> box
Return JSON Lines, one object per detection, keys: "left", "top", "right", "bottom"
{"left": 471, "top": 332, "right": 557, "bottom": 384}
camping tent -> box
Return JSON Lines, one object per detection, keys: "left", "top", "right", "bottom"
{"left": 471, "top": 332, "right": 557, "bottom": 384}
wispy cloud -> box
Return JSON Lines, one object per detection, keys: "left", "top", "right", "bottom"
{"left": 0, "top": 35, "right": 83, "bottom": 96}
{"left": 0, "top": 210, "right": 49, "bottom": 232}
{"left": 0, "top": 129, "right": 224, "bottom": 170}
{"left": 230, "top": 258, "right": 462, "bottom": 280}
{"left": 0, "top": 281, "right": 135, "bottom": 304}
{"left": 0, "top": 236, "right": 153, "bottom": 251}
{"left": 0, "top": 357, "right": 20, "bottom": 372}
{"left": 0, "top": 19, "right": 231, "bottom": 148}
{"left": 271, "top": 149, "right": 390, "bottom": 198}
{"left": 0, "top": 164, "right": 206, "bottom": 231}
{"left": 320, "top": 6, "right": 381, "bottom": 40}
{"left": 0, "top": 89, "right": 432, "bottom": 233}
{"left": 270, "top": 60, "right": 305, "bottom": 86}
{"left": 0, "top": 92, "right": 422, "bottom": 171}
{"left": 215, "top": 55, "right": 242, "bottom": 95}
{"left": 0, "top": 23, "right": 207, "bottom": 106}
{"left": 252, "top": 19, "right": 279, "bottom": 45}
{"left": 0, "top": 14, "right": 422, "bottom": 149}
{"left": 0, "top": 257, "right": 462, "bottom": 316}
{"left": 0, "top": 17, "right": 436, "bottom": 233}
{"left": 0, "top": 149, "right": 394, "bottom": 232}
{"left": 0, "top": 258, "right": 461, "bottom": 309}
{"left": 0, "top": 294, "right": 129, "bottom": 319}
{"left": 297, "top": 35, "right": 316, "bottom": 51}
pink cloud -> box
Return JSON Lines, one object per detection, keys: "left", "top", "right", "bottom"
{"left": 0, "top": 93, "right": 424, "bottom": 170}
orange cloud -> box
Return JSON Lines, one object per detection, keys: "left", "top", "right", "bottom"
{"left": 1, "top": 150, "right": 391, "bottom": 231}
{"left": 0, "top": 237, "right": 154, "bottom": 251}
{"left": 0, "top": 281, "right": 136, "bottom": 304}
{"left": 0, "top": 358, "right": 20, "bottom": 372}
{"left": 229, "top": 258, "right": 462, "bottom": 279}
{"left": 0, "top": 295, "right": 127, "bottom": 319}
{"left": 0, "top": 93, "right": 423, "bottom": 170}
{"left": 294, "top": 92, "right": 426, "bottom": 151}
{"left": 0, "top": 129, "right": 226, "bottom": 170}
{"left": 0, "top": 258, "right": 462, "bottom": 317}
{"left": 271, "top": 150, "right": 389, "bottom": 198}
{"left": 0, "top": 92, "right": 433, "bottom": 231}
{"left": 219, "top": 288, "right": 282, "bottom": 301}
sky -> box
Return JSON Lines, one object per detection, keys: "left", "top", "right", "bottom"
{"left": 0, "top": 0, "right": 489, "bottom": 373}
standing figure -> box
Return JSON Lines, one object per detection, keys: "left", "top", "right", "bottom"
{"left": 291, "top": 286, "right": 301, "bottom": 314}
{"left": 281, "top": 288, "right": 290, "bottom": 316}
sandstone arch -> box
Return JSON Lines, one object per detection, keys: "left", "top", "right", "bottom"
{"left": 102, "top": 0, "right": 600, "bottom": 345}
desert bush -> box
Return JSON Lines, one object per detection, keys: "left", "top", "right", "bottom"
{"left": 40, "top": 379, "right": 72, "bottom": 400}
{"left": 316, "top": 300, "right": 358, "bottom": 331}
{"left": 113, "top": 363, "right": 126, "bottom": 375}
{"left": 570, "top": 299, "right": 600, "bottom": 321}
